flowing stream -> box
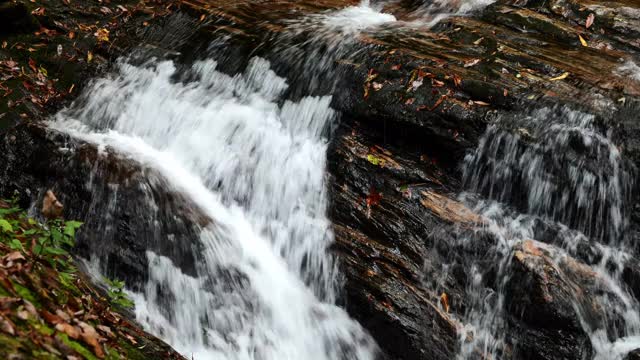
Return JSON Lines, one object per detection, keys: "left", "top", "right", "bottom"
{"left": 457, "top": 107, "right": 640, "bottom": 359}
{"left": 51, "top": 2, "right": 397, "bottom": 359}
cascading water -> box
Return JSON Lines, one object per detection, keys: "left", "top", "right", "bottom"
{"left": 456, "top": 107, "right": 640, "bottom": 359}
{"left": 49, "top": 2, "right": 397, "bottom": 359}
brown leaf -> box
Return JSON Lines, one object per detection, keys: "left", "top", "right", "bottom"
{"left": 56, "top": 322, "right": 81, "bottom": 339}
{"left": 68, "top": 31, "right": 76, "bottom": 40}
{"left": 366, "top": 188, "right": 382, "bottom": 207}
{"left": 41, "top": 310, "right": 63, "bottom": 325}
{"left": 464, "top": 58, "right": 480, "bottom": 68}
{"left": 0, "top": 297, "right": 21, "bottom": 310}
{"left": 452, "top": 74, "right": 462, "bottom": 87}
{"left": 42, "top": 190, "right": 64, "bottom": 219}
{"left": 31, "top": 7, "right": 45, "bottom": 16}
{"left": 0, "top": 316, "right": 14, "bottom": 335}
{"left": 28, "top": 58, "right": 37, "bottom": 73}
{"left": 4, "top": 251, "right": 25, "bottom": 263}
{"left": 96, "top": 325, "right": 114, "bottom": 338}
{"left": 440, "top": 292, "right": 450, "bottom": 313}
{"left": 586, "top": 13, "right": 595, "bottom": 29}
{"left": 23, "top": 300, "right": 37, "bottom": 318}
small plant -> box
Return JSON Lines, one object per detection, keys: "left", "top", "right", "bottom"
{"left": 104, "top": 277, "right": 135, "bottom": 309}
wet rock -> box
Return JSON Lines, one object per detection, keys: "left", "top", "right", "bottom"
{"left": 0, "top": 2, "right": 39, "bottom": 34}
{"left": 626, "top": 349, "right": 640, "bottom": 360}
{"left": 328, "top": 123, "right": 467, "bottom": 359}
{"left": 504, "top": 240, "right": 614, "bottom": 359}
{"left": 0, "top": 123, "right": 208, "bottom": 290}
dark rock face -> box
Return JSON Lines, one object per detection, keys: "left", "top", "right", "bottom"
{"left": 0, "top": 123, "right": 207, "bottom": 290}
{"left": 0, "top": 2, "right": 39, "bottom": 34}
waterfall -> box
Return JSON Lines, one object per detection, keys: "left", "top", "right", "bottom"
{"left": 458, "top": 107, "right": 640, "bottom": 359}
{"left": 49, "top": 3, "right": 396, "bottom": 359}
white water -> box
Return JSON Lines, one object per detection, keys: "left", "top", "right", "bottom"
{"left": 47, "top": 3, "right": 402, "bottom": 359}
{"left": 617, "top": 60, "right": 640, "bottom": 82}
{"left": 457, "top": 107, "right": 640, "bottom": 359}
{"left": 53, "top": 56, "right": 378, "bottom": 359}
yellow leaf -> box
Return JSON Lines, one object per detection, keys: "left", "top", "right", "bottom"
{"left": 367, "top": 154, "right": 386, "bottom": 167}
{"left": 87, "top": 51, "right": 93, "bottom": 63}
{"left": 549, "top": 72, "right": 569, "bottom": 81}
{"left": 578, "top": 34, "right": 588, "bottom": 47}
{"left": 94, "top": 28, "right": 110, "bottom": 42}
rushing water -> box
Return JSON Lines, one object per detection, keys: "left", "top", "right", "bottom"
{"left": 457, "top": 107, "right": 640, "bottom": 359}
{"left": 50, "top": 2, "right": 399, "bottom": 359}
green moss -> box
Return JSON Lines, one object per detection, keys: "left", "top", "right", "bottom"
{"left": 12, "top": 281, "right": 40, "bottom": 308}
{"left": 0, "top": 332, "right": 25, "bottom": 353}
{"left": 30, "top": 350, "right": 61, "bottom": 360}
{"left": 0, "top": 283, "right": 12, "bottom": 297}
{"left": 118, "top": 339, "right": 148, "bottom": 360}
{"left": 58, "top": 333, "right": 99, "bottom": 360}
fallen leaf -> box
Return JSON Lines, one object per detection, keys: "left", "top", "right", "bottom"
{"left": 372, "top": 82, "right": 383, "bottom": 91}
{"left": 405, "top": 98, "right": 415, "bottom": 105}
{"left": 578, "top": 34, "right": 588, "bottom": 47}
{"left": 366, "top": 188, "right": 382, "bottom": 207}
{"left": 56, "top": 322, "right": 81, "bottom": 339}
{"left": 16, "top": 309, "right": 30, "bottom": 320}
{"left": 464, "top": 58, "right": 480, "bottom": 68}
{"left": 452, "top": 74, "right": 462, "bottom": 87}
{"left": 473, "top": 100, "right": 490, "bottom": 106}
{"left": 473, "top": 37, "right": 484, "bottom": 45}
{"left": 4, "top": 252, "right": 25, "bottom": 262}
{"left": 94, "top": 28, "right": 110, "bottom": 43}
{"left": 549, "top": 72, "right": 570, "bottom": 81}
{"left": 366, "top": 154, "right": 386, "bottom": 167}
{"left": 0, "top": 316, "right": 14, "bottom": 335}
{"left": 28, "top": 58, "right": 37, "bottom": 73}
{"left": 411, "top": 78, "right": 423, "bottom": 91}
{"left": 391, "top": 64, "right": 401, "bottom": 70}
{"left": 586, "top": 13, "right": 595, "bottom": 29}
{"left": 87, "top": 51, "right": 93, "bottom": 63}
{"left": 440, "top": 293, "right": 450, "bottom": 313}
{"left": 41, "top": 310, "right": 63, "bottom": 325}
{"left": 96, "top": 325, "right": 114, "bottom": 338}
{"left": 31, "top": 7, "right": 45, "bottom": 16}
{"left": 365, "top": 68, "right": 378, "bottom": 83}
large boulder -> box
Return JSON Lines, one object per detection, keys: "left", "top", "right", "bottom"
{"left": 0, "top": 123, "right": 207, "bottom": 289}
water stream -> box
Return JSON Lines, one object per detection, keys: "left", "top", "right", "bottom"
{"left": 457, "top": 107, "right": 640, "bottom": 359}
{"left": 51, "top": 2, "right": 396, "bottom": 359}
{"left": 45, "top": 1, "right": 640, "bottom": 360}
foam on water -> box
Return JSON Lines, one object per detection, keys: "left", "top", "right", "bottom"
{"left": 617, "top": 60, "right": 640, "bottom": 82}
